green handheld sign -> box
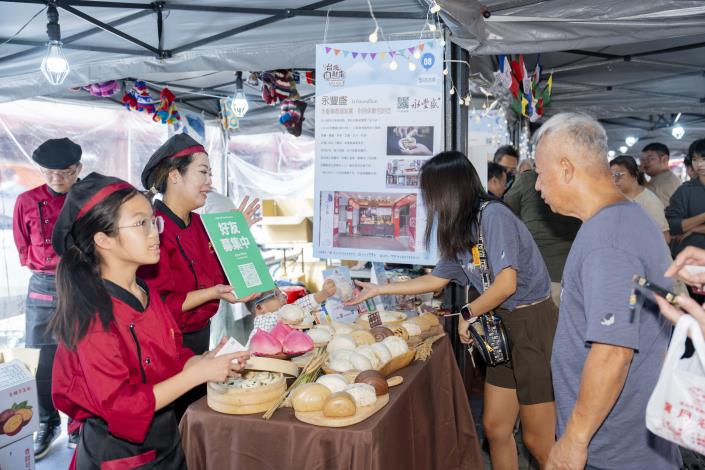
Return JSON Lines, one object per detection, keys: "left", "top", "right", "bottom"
{"left": 201, "top": 211, "right": 275, "bottom": 298}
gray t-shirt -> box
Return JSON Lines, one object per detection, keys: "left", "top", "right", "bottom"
{"left": 431, "top": 202, "right": 551, "bottom": 310}
{"left": 552, "top": 201, "right": 681, "bottom": 469}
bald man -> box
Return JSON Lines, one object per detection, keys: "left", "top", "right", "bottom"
{"left": 533, "top": 113, "right": 681, "bottom": 470}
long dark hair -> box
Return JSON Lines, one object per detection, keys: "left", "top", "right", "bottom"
{"left": 147, "top": 154, "right": 195, "bottom": 201}
{"left": 51, "top": 188, "right": 141, "bottom": 349}
{"left": 420, "top": 151, "right": 489, "bottom": 259}
{"left": 610, "top": 154, "right": 646, "bottom": 186}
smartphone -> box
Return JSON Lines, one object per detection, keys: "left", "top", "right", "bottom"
{"left": 632, "top": 275, "right": 678, "bottom": 304}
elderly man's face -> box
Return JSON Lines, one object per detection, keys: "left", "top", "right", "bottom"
{"left": 534, "top": 135, "right": 567, "bottom": 214}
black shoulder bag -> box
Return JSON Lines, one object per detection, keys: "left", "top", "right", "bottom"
{"left": 466, "top": 201, "right": 511, "bottom": 366}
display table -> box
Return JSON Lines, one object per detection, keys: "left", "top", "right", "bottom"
{"left": 180, "top": 336, "right": 482, "bottom": 470}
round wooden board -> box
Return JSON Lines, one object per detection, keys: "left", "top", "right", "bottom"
{"left": 295, "top": 393, "right": 390, "bottom": 427}
{"left": 323, "top": 350, "right": 416, "bottom": 377}
{"left": 245, "top": 356, "right": 299, "bottom": 377}
{"left": 356, "top": 312, "right": 408, "bottom": 329}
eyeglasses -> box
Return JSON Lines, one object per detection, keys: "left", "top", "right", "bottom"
{"left": 40, "top": 166, "right": 79, "bottom": 179}
{"left": 254, "top": 289, "right": 286, "bottom": 306}
{"left": 612, "top": 171, "right": 625, "bottom": 179}
{"left": 117, "top": 216, "right": 164, "bottom": 236}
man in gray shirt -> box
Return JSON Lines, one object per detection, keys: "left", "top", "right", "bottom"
{"left": 640, "top": 142, "right": 681, "bottom": 207}
{"left": 534, "top": 113, "right": 681, "bottom": 470}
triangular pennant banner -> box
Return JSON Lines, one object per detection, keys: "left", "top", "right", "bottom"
{"left": 325, "top": 47, "right": 331, "bottom": 54}
{"left": 408, "top": 47, "right": 415, "bottom": 54}
{"left": 352, "top": 52, "right": 358, "bottom": 59}
{"left": 334, "top": 49, "right": 341, "bottom": 56}
{"left": 370, "top": 52, "right": 377, "bottom": 60}
{"left": 361, "top": 52, "right": 368, "bottom": 59}
{"left": 379, "top": 52, "right": 387, "bottom": 59}
{"left": 343, "top": 51, "right": 350, "bottom": 57}
{"left": 419, "top": 43, "right": 425, "bottom": 52}
{"left": 390, "top": 51, "right": 396, "bottom": 57}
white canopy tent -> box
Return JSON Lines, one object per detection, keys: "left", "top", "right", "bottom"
{"left": 0, "top": 0, "right": 703, "bottom": 151}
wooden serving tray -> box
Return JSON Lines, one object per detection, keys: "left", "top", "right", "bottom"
{"left": 356, "top": 311, "right": 407, "bottom": 328}
{"left": 207, "top": 375, "right": 286, "bottom": 415}
{"left": 295, "top": 393, "right": 390, "bottom": 427}
{"left": 245, "top": 356, "right": 299, "bottom": 377}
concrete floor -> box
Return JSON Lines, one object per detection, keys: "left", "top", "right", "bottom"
{"left": 334, "top": 234, "right": 412, "bottom": 252}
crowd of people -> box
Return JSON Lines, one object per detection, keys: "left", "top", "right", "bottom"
{"left": 9, "top": 111, "right": 705, "bottom": 469}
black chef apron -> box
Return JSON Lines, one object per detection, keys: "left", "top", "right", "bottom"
{"left": 75, "top": 406, "right": 186, "bottom": 470}
{"left": 25, "top": 272, "right": 58, "bottom": 347}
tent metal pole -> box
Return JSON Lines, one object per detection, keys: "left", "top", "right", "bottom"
{"left": 0, "top": 0, "right": 426, "bottom": 18}
{"left": 58, "top": 3, "right": 162, "bottom": 56}
{"left": 0, "top": 37, "right": 152, "bottom": 55}
{"left": 0, "top": 9, "right": 151, "bottom": 63}
{"left": 170, "top": 0, "right": 345, "bottom": 54}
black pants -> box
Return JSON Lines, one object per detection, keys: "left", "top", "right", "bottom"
{"left": 174, "top": 324, "right": 210, "bottom": 422}
{"left": 37, "top": 344, "right": 60, "bottom": 426}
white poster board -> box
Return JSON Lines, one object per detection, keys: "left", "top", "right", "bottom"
{"left": 313, "top": 40, "right": 444, "bottom": 265}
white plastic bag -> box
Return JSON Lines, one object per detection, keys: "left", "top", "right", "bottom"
{"left": 646, "top": 315, "right": 705, "bottom": 453}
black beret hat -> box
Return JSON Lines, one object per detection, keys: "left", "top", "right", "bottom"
{"left": 52, "top": 172, "right": 135, "bottom": 256}
{"left": 140, "top": 133, "right": 206, "bottom": 190}
{"left": 32, "top": 138, "right": 82, "bottom": 169}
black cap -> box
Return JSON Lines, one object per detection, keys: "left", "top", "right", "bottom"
{"left": 52, "top": 172, "right": 135, "bottom": 256}
{"left": 141, "top": 133, "right": 206, "bottom": 190}
{"left": 32, "top": 138, "right": 82, "bottom": 170}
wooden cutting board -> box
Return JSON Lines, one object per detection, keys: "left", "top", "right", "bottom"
{"left": 295, "top": 393, "right": 390, "bottom": 427}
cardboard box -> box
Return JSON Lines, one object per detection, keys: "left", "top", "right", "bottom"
{"left": 0, "top": 360, "right": 39, "bottom": 448}
{"left": 260, "top": 217, "right": 313, "bottom": 244}
{"left": 0, "top": 349, "right": 40, "bottom": 375}
{"left": 260, "top": 199, "right": 314, "bottom": 244}
{"left": 0, "top": 434, "right": 34, "bottom": 470}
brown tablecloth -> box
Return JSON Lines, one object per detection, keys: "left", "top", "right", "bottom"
{"left": 179, "top": 336, "right": 482, "bottom": 470}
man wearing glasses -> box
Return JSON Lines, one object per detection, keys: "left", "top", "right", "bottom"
{"left": 12, "top": 138, "right": 82, "bottom": 459}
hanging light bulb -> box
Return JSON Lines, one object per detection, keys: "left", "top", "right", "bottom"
{"left": 464, "top": 95, "right": 472, "bottom": 106}
{"left": 413, "top": 49, "right": 421, "bottom": 59}
{"left": 368, "top": 27, "right": 378, "bottom": 43}
{"left": 672, "top": 125, "right": 685, "bottom": 140}
{"left": 40, "top": 6, "right": 70, "bottom": 85}
{"left": 427, "top": 22, "right": 437, "bottom": 32}
{"left": 389, "top": 58, "right": 398, "bottom": 70}
{"left": 440, "top": 38, "right": 446, "bottom": 46}
{"left": 430, "top": 1, "right": 441, "bottom": 13}
{"left": 408, "top": 61, "right": 417, "bottom": 71}
{"left": 619, "top": 145, "right": 628, "bottom": 154}
{"left": 625, "top": 136, "right": 638, "bottom": 147}
{"left": 449, "top": 86, "right": 455, "bottom": 95}
{"left": 608, "top": 150, "right": 616, "bottom": 158}
{"left": 230, "top": 71, "right": 249, "bottom": 118}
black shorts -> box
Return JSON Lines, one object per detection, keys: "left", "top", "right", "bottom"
{"left": 485, "top": 299, "right": 558, "bottom": 405}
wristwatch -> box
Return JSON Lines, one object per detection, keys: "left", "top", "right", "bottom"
{"left": 460, "top": 303, "right": 474, "bottom": 321}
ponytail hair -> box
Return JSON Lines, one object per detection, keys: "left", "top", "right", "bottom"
{"left": 51, "top": 187, "right": 140, "bottom": 349}
{"left": 146, "top": 153, "right": 195, "bottom": 202}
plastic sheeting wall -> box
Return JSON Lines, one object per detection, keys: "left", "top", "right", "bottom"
{"left": 226, "top": 131, "right": 315, "bottom": 201}
{"left": 0, "top": 99, "right": 225, "bottom": 323}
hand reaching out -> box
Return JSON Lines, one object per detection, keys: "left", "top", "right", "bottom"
{"left": 236, "top": 196, "right": 262, "bottom": 227}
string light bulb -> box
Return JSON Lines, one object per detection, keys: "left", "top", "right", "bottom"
{"left": 619, "top": 145, "right": 628, "bottom": 154}
{"left": 672, "top": 125, "right": 685, "bottom": 140}
{"left": 449, "top": 86, "right": 455, "bottom": 95}
{"left": 625, "top": 136, "right": 638, "bottom": 147}
{"left": 440, "top": 38, "right": 446, "bottom": 46}
{"left": 443, "top": 67, "right": 448, "bottom": 75}
{"left": 413, "top": 49, "right": 421, "bottom": 59}
{"left": 368, "top": 27, "right": 378, "bottom": 43}
{"left": 40, "top": 6, "right": 70, "bottom": 85}
{"left": 408, "top": 61, "right": 417, "bottom": 71}
{"left": 389, "top": 58, "right": 398, "bottom": 70}
{"left": 430, "top": 1, "right": 441, "bottom": 13}
{"left": 428, "top": 23, "right": 437, "bottom": 32}
{"left": 230, "top": 71, "right": 249, "bottom": 118}
{"left": 608, "top": 150, "right": 616, "bottom": 158}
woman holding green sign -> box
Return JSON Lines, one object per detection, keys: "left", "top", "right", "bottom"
{"left": 139, "top": 133, "right": 260, "bottom": 419}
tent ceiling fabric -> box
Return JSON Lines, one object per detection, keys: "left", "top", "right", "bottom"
{"left": 0, "top": 0, "right": 703, "bottom": 153}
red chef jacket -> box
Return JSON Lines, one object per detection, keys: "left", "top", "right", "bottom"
{"left": 52, "top": 279, "right": 194, "bottom": 444}
{"left": 138, "top": 199, "right": 225, "bottom": 333}
{"left": 12, "top": 184, "right": 66, "bottom": 272}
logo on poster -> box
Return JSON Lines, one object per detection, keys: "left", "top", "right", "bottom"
{"left": 421, "top": 53, "right": 435, "bottom": 70}
{"left": 323, "top": 63, "right": 345, "bottom": 87}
